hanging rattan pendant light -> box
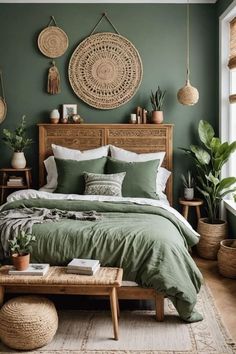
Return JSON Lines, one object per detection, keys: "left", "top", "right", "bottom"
{"left": 177, "top": 0, "right": 199, "bottom": 106}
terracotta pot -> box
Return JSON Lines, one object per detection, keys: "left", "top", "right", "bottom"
{"left": 12, "top": 253, "right": 30, "bottom": 271}
{"left": 11, "top": 152, "right": 26, "bottom": 169}
{"left": 197, "top": 218, "right": 227, "bottom": 260}
{"left": 151, "top": 111, "right": 163, "bottom": 124}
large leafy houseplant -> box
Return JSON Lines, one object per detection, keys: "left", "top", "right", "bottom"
{"left": 2, "top": 115, "right": 33, "bottom": 152}
{"left": 180, "top": 120, "right": 236, "bottom": 224}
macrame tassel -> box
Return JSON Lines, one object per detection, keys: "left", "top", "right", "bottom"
{"left": 47, "top": 61, "right": 61, "bottom": 95}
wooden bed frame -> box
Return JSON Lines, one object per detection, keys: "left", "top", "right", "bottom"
{"left": 38, "top": 123, "right": 173, "bottom": 205}
{"left": 38, "top": 123, "right": 174, "bottom": 320}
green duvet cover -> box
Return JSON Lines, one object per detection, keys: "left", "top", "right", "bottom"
{"left": 1, "top": 198, "right": 203, "bottom": 322}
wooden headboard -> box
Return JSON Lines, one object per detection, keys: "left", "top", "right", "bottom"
{"left": 38, "top": 124, "right": 174, "bottom": 205}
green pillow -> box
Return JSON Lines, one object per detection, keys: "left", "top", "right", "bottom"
{"left": 55, "top": 157, "right": 107, "bottom": 194}
{"left": 106, "top": 157, "right": 160, "bottom": 199}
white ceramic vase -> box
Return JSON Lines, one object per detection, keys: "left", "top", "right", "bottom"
{"left": 184, "top": 187, "right": 194, "bottom": 200}
{"left": 11, "top": 152, "right": 26, "bottom": 169}
{"left": 50, "top": 109, "right": 60, "bottom": 124}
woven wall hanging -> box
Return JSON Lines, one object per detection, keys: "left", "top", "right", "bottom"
{"left": 68, "top": 13, "right": 143, "bottom": 110}
{"left": 38, "top": 16, "right": 69, "bottom": 58}
{"left": 0, "top": 70, "right": 7, "bottom": 124}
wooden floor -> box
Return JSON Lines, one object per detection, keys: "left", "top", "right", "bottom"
{"left": 195, "top": 256, "right": 236, "bottom": 341}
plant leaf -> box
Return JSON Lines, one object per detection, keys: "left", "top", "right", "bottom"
{"left": 198, "top": 120, "right": 215, "bottom": 148}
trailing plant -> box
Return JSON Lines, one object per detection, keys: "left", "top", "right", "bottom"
{"left": 2, "top": 115, "right": 33, "bottom": 152}
{"left": 181, "top": 171, "right": 194, "bottom": 188}
{"left": 180, "top": 120, "right": 236, "bottom": 224}
{"left": 150, "top": 86, "right": 166, "bottom": 111}
{"left": 8, "top": 230, "right": 36, "bottom": 256}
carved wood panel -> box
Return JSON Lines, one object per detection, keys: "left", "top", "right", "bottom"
{"left": 38, "top": 124, "right": 173, "bottom": 204}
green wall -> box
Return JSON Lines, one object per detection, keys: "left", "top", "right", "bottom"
{"left": 0, "top": 3, "right": 218, "bottom": 206}
{"left": 217, "top": 0, "right": 234, "bottom": 16}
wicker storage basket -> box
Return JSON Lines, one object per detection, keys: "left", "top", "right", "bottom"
{"left": 197, "top": 218, "right": 227, "bottom": 260}
{"left": 218, "top": 239, "right": 236, "bottom": 278}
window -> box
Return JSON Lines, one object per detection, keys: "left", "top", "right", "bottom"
{"left": 220, "top": 1, "right": 236, "bottom": 214}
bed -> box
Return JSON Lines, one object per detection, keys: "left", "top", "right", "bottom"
{"left": 0, "top": 123, "right": 203, "bottom": 323}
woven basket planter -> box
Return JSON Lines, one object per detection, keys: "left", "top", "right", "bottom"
{"left": 197, "top": 218, "right": 228, "bottom": 260}
{"left": 0, "top": 296, "right": 58, "bottom": 350}
{"left": 218, "top": 239, "right": 236, "bottom": 278}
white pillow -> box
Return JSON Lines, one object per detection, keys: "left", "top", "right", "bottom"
{"left": 52, "top": 144, "right": 109, "bottom": 160}
{"left": 43, "top": 145, "right": 110, "bottom": 190}
{"left": 109, "top": 145, "right": 165, "bottom": 166}
{"left": 156, "top": 167, "right": 171, "bottom": 192}
{"left": 43, "top": 155, "right": 58, "bottom": 190}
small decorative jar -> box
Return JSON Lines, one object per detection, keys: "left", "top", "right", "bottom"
{"left": 50, "top": 109, "right": 60, "bottom": 124}
{"left": 130, "top": 113, "right": 137, "bottom": 124}
{"left": 184, "top": 187, "right": 194, "bottom": 200}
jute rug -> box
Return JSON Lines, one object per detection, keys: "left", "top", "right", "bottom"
{"left": 0, "top": 285, "right": 235, "bottom": 354}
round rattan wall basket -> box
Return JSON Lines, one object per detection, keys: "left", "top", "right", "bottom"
{"left": 68, "top": 32, "right": 143, "bottom": 110}
{"left": 0, "top": 98, "right": 7, "bottom": 124}
{"left": 38, "top": 26, "right": 68, "bottom": 58}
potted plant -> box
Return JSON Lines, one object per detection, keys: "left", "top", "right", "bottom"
{"left": 2, "top": 115, "right": 33, "bottom": 169}
{"left": 8, "top": 230, "right": 36, "bottom": 270}
{"left": 180, "top": 120, "right": 236, "bottom": 260}
{"left": 181, "top": 171, "right": 195, "bottom": 200}
{"left": 150, "top": 86, "right": 166, "bottom": 124}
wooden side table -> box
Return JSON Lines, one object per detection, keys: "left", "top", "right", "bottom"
{"left": 179, "top": 198, "right": 204, "bottom": 221}
{"left": 0, "top": 168, "right": 32, "bottom": 204}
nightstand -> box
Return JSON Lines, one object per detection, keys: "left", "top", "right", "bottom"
{"left": 179, "top": 198, "right": 204, "bottom": 221}
{"left": 0, "top": 167, "right": 32, "bottom": 204}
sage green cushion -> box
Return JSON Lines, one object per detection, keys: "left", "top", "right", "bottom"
{"left": 55, "top": 157, "right": 107, "bottom": 194}
{"left": 106, "top": 157, "right": 160, "bottom": 199}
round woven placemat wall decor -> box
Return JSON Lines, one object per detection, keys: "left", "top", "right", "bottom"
{"left": 0, "top": 98, "right": 7, "bottom": 123}
{"left": 68, "top": 32, "right": 143, "bottom": 109}
{"left": 38, "top": 17, "right": 68, "bottom": 58}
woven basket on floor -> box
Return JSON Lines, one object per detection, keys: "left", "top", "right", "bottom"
{"left": 197, "top": 218, "right": 227, "bottom": 260}
{"left": 0, "top": 296, "right": 58, "bottom": 350}
{"left": 218, "top": 239, "right": 236, "bottom": 278}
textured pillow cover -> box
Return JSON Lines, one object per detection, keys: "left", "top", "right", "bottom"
{"left": 106, "top": 157, "right": 160, "bottom": 199}
{"left": 55, "top": 157, "right": 107, "bottom": 194}
{"left": 84, "top": 172, "right": 126, "bottom": 197}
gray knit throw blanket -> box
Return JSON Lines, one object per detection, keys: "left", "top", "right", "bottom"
{"left": 0, "top": 207, "right": 102, "bottom": 259}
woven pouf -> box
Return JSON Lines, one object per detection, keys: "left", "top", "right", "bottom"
{"left": 0, "top": 296, "right": 58, "bottom": 350}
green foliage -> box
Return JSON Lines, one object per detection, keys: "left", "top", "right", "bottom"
{"left": 150, "top": 86, "right": 166, "bottom": 111}
{"left": 180, "top": 120, "right": 236, "bottom": 224}
{"left": 2, "top": 115, "right": 33, "bottom": 152}
{"left": 181, "top": 170, "right": 195, "bottom": 188}
{"left": 8, "top": 230, "right": 36, "bottom": 256}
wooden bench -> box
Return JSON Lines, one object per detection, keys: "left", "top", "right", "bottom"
{"left": 0, "top": 266, "right": 123, "bottom": 340}
{"left": 0, "top": 266, "right": 165, "bottom": 336}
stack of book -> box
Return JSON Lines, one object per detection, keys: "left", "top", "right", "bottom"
{"left": 9, "top": 264, "right": 50, "bottom": 276}
{"left": 7, "top": 176, "right": 24, "bottom": 186}
{"left": 67, "top": 258, "right": 100, "bottom": 275}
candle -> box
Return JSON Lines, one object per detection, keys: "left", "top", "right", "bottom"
{"left": 130, "top": 113, "right": 137, "bottom": 124}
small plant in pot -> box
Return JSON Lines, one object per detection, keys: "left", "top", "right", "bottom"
{"left": 181, "top": 171, "right": 195, "bottom": 200}
{"left": 150, "top": 86, "right": 166, "bottom": 124}
{"left": 180, "top": 120, "right": 236, "bottom": 260}
{"left": 2, "top": 115, "right": 33, "bottom": 169}
{"left": 9, "top": 230, "right": 36, "bottom": 271}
